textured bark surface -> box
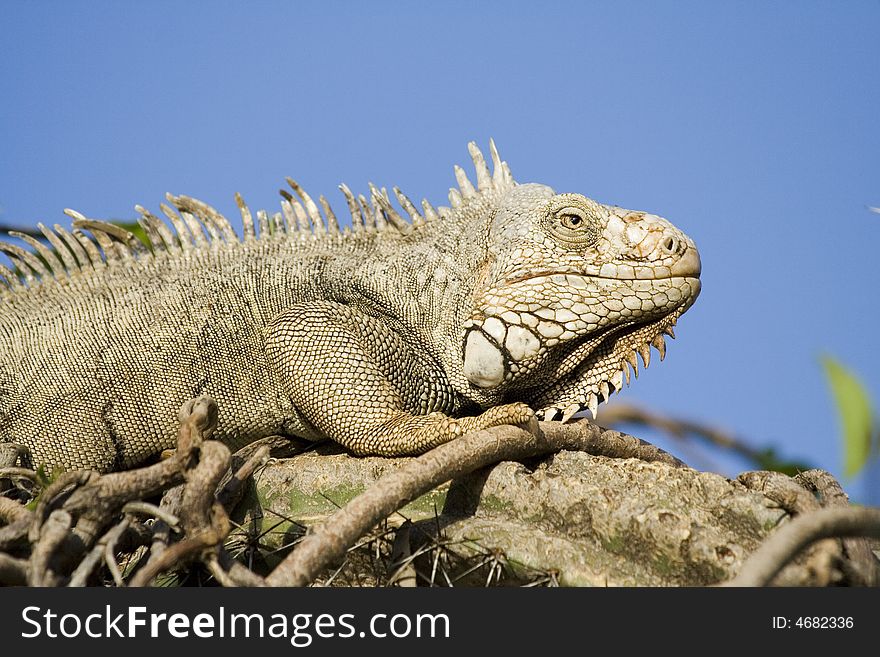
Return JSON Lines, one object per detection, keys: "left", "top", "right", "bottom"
{"left": 250, "top": 448, "right": 836, "bottom": 586}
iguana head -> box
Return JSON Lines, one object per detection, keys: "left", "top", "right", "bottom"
{"left": 458, "top": 142, "right": 701, "bottom": 422}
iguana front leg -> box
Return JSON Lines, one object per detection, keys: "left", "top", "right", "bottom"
{"left": 266, "top": 301, "right": 533, "bottom": 456}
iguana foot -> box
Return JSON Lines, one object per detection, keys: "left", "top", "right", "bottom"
{"left": 344, "top": 402, "right": 536, "bottom": 456}
{"left": 456, "top": 402, "right": 536, "bottom": 434}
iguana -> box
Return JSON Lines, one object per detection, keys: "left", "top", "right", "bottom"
{"left": 0, "top": 141, "right": 701, "bottom": 472}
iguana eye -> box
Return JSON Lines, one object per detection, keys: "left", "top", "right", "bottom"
{"left": 544, "top": 204, "right": 599, "bottom": 247}
{"left": 558, "top": 208, "right": 586, "bottom": 230}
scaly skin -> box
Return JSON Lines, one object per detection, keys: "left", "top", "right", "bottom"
{"left": 0, "top": 141, "right": 700, "bottom": 472}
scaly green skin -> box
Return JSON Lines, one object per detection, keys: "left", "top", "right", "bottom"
{"left": 0, "top": 141, "right": 701, "bottom": 472}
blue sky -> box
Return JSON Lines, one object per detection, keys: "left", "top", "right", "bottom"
{"left": 1, "top": 2, "right": 878, "bottom": 500}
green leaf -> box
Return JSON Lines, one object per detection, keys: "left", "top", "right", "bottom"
{"left": 820, "top": 355, "right": 875, "bottom": 478}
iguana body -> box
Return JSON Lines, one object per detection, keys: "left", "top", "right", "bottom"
{"left": 0, "top": 141, "right": 701, "bottom": 472}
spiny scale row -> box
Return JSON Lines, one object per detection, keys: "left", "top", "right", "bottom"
{"left": 536, "top": 326, "right": 676, "bottom": 423}
{"left": 0, "top": 140, "right": 514, "bottom": 291}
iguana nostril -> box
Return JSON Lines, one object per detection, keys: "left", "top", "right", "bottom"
{"left": 662, "top": 236, "right": 678, "bottom": 254}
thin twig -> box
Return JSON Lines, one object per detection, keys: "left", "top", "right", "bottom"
{"left": 216, "top": 551, "right": 267, "bottom": 587}
{"left": 218, "top": 445, "right": 271, "bottom": 510}
{"left": 121, "top": 501, "right": 181, "bottom": 530}
{"left": 69, "top": 520, "right": 129, "bottom": 587}
{"left": 128, "top": 531, "right": 220, "bottom": 587}
{"left": 0, "top": 467, "right": 39, "bottom": 481}
{"left": 103, "top": 519, "right": 131, "bottom": 586}
{"left": 206, "top": 554, "right": 240, "bottom": 587}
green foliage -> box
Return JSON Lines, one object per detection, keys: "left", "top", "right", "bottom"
{"left": 820, "top": 355, "right": 878, "bottom": 479}
{"left": 749, "top": 448, "right": 814, "bottom": 478}
{"left": 25, "top": 464, "right": 66, "bottom": 511}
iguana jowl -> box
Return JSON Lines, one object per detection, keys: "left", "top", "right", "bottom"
{"left": 0, "top": 141, "right": 701, "bottom": 472}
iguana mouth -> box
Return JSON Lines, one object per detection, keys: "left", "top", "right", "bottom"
{"left": 502, "top": 246, "right": 701, "bottom": 286}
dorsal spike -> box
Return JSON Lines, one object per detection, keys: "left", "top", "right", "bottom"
{"left": 272, "top": 211, "right": 285, "bottom": 235}
{"left": 165, "top": 194, "right": 208, "bottom": 247}
{"left": 339, "top": 184, "right": 364, "bottom": 232}
{"left": 183, "top": 210, "right": 215, "bottom": 244}
{"left": 170, "top": 194, "right": 237, "bottom": 243}
{"left": 166, "top": 194, "right": 209, "bottom": 247}
{"left": 286, "top": 178, "right": 325, "bottom": 234}
{"left": 448, "top": 188, "right": 463, "bottom": 208}
{"left": 54, "top": 224, "right": 90, "bottom": 268}
{"left": 159, "top": 203, "right": 195, "bottom": 250}
{"left": 137, "top": 216, "right": 163, "bottom": 252}
{"left": 71, "top": 217, "right": 147, "bottom": 260}
{"left": 313, "top": 210, "right": 326, "bottom": 234}
{"left": 289, "top": 198, "right": 313, "bottom": 234}
{"left": 358, "top": 194, "right": 376, "bottom": 231}
{"left": 319, "top": 195, "right": 340, "bottom": 233}
{"left": 453, "top": 165, "right": 476, "bottom": 198}
{"left": 468, "top": 142, "right": 492, "bottom": 191}
{"left": 393, "top": 187, "right": 425, "bottom": 227}
{"left": 38, "top": 222, "right": 80, "bottom": 272}
{"left": 235, "top": 192, "right": 256, "bottom": 241}
{"left": 169, "top": 195, "right": 209, "bottom": 242}
{"left": 370, "top": 183, "right": 410, "bottom": 234}
{"left": 9, "top": 231, "right": 65, "bottom": 276}
{"left": 501, "top": 161, "right": 514, "bottom": 186}
{"left": 279, "top": 198, "right": 298, "bottom": 233}
{"left": 421, "top": 199, "right": 439, "bottom": 222}
{"left": 0, "top": 262, "right": 21, "bottom": 290}
{"left": 3, "top": 255, "right": 36, "bottom": 285}
{"left": 256, "top": 209, "right": 271, "bottom": 238}
{"left": 365, "top": 189, "right": 388, "bottom": 232}
{"left": 489, "top": 138, "right": 504, "bottom": 184}
{"left": 65, "top": 210, "right": 126, "bottom": 260}
{"left": 0, "top": 242, "right": 46, "bottom": 282}
{"left": 72, "top": 229, "right": 105, "bottom": 268}
{"left": 135, "top": 205, "right": 178, "bottom": 252}
{"left": 488, "top": 138, "right": 515, "bottom": 188}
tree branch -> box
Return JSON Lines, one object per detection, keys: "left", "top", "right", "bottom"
{"left": 725, "top": 507, "right": 880, "bottom": 586}
{"left": 265, "top": 418, "right": 685, "bottom": 586}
